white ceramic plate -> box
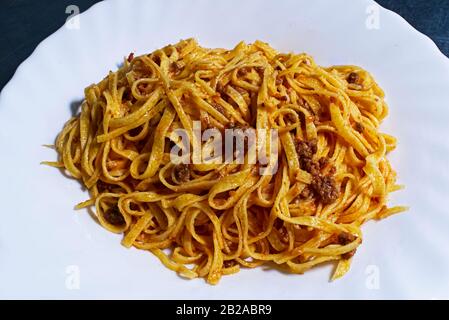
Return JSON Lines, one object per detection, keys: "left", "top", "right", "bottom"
{"left": 1, "top": 0, "right": 449, "bottom": 299}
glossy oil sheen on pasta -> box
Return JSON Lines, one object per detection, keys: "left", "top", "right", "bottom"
{"left": 46, "top": 39, "right": 406, "bottom": 284}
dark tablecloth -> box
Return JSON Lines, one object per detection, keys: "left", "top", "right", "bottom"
{"left": 1, "top": 0, "right": 448, "bottom": 91}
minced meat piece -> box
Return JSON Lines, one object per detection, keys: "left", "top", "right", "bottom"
{"left": 103, "top": 205, "right": 125, "bottom": 226}
{"left": 173, "top": 164, "right": 190, "bottom": 183}
{"left": 295, "top": 138, "right": 339, "bottom": 205}
{"left": 347, "top": 72, "right": 359, "bottom": 84}
{"left": 295, "top": 138, "right": 318, "bottom": 172}
{"left": 354, "top": 121, "right": 364, "bottom": 132}
{"left": 311, "top": 174, "right": 339, "bottom": 204}
{"left": 338, "top": 232, "right": 356, "bottom": 245}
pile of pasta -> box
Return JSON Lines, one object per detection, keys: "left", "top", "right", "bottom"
{"left": 48, "top": 39, "right": 405, "bottom": 284}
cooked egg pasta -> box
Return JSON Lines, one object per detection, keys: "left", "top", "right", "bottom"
{"left": 47, "top": 39, "right": 406, "bottom": 284}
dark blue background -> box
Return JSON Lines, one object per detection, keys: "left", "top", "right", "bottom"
{"left": 0, "top": 0, "right": 448, "bottom": 91}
